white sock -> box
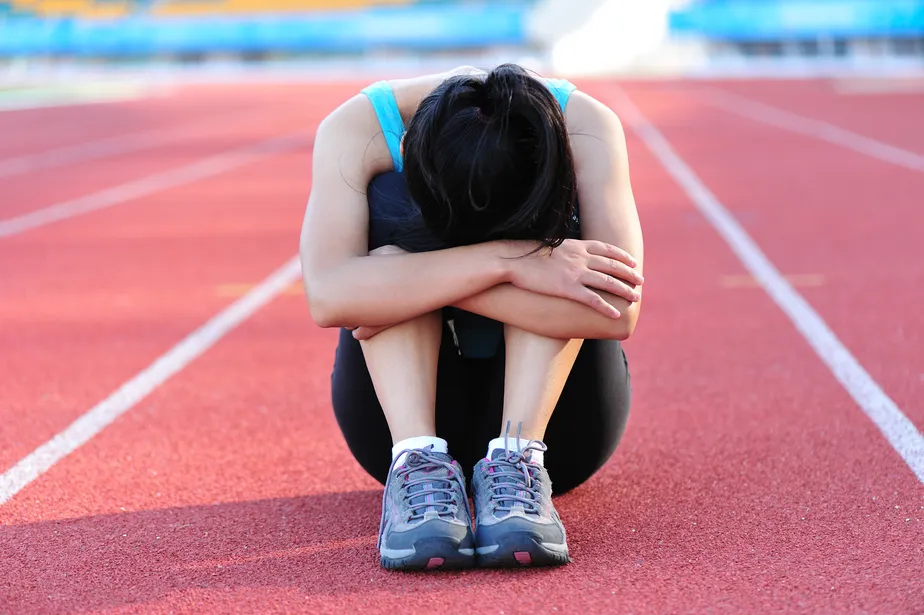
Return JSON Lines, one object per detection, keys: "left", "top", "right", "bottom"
{"left": 487, "top": 436, "right": 544, "bottom": 466}
{"left": 392, "top": 436, "right": 448, "bottom": 466}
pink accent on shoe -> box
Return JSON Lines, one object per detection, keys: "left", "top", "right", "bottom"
{"left": 426, "top": 557, "right": 445, "bottom": 569}
{"left": 514, "top": 552, "right": 532, "bottom": 565}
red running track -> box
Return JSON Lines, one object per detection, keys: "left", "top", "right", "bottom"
{"left": 0, "top": 78, "right": 922, "bottom": 614}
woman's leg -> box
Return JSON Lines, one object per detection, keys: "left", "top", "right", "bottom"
{"left": 470, "top": 333, "right": 630, "bottom": 567}
{"left": 337, "top": 171, "right": 485, "bottom": 570}
{"left": 358, "top": 310, "right": 443, "bottom": 443}
{"left": 331, "top": 171, "right": 472, "bottom": 485}
{"left": 469, "top": 326, "right": 586, "bottom": 567}
{"left": 474, "top": 335, "right": 632, "bottom": 492}
{"left": 500, "top": 325, "right": 584, "bottom": 441}
{"left": 331, "top": 315, "right": 478, "bottom": 570}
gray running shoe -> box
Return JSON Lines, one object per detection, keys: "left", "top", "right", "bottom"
{"left": 472, "top": 434, "right": 570, "bottom": 567}
{"left": 377, "top": 446, "right": 475, "bottom": 570}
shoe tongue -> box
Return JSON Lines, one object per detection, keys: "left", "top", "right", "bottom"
{"left": 412, "top": 451, "right": 452, "bottom": 464}
{"left": 491, "top": 447, "right": 534, "bottom": 462}
{"left": 488, "top": 449, "right": 538, "bottom": 516}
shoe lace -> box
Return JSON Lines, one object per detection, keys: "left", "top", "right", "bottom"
{"left": 377, "top": 446, "right": 467, "bottom": 549}
{"left": 485, "top": 422, "right": 547, "bottom": 515}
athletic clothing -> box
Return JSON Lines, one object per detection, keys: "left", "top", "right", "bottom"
{"left": 361, "top": 80, "right": 407, "bottom": 172}
{"left": 331, "top": 77, "right": 631, "bottom": 494}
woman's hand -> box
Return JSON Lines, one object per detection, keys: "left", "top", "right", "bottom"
{"left": 504, "top": 239, "right": 643, "bottom": 319}
{"left": 350, "top": 323, "right": 393, "bottom": 341}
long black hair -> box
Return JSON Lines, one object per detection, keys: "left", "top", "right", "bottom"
{"left": 401, "top": 63, "right": 577, "bottom": 250}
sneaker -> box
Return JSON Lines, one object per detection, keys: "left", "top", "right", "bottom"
{"left": 377, "top": 445, "right": 476, "bottom": 570}
{"left": 471, "top": 439, "right": 570, "bottom": 567}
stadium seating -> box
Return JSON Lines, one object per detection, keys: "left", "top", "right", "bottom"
{"left": 152, "top": 0, "right": 411, "bottom": 18}
{"left": 6, "top": 0, "right": 138, "bottom": 18}
{"left": 0, "top": 0, "right": 536, "bottom": 56}
{"left": 0, "top": 1, "right": 29, "bottom": 16}
{"left": 669, "top": 0, "right": 924, "bottom": 42}
{"left": 1, "top": 0, "right": 482, "bottom": 19}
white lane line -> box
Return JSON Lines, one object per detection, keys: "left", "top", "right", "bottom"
{"left": 0, "top": 89, "right": 144, "bottom": 113}
{"left": 695, "top": 87, "right": 924, "bottom": 173}
{"left": 610, "top": 85, "right": 924, "bottom": 484}
{"left": 0, "top": 132, "right": 310, "bottom": 239}
{"left": 0, "top": 256, "right": 302, "bottom": 505}
{"left": 0, "top": 118, "right": 229, "bottom": 180}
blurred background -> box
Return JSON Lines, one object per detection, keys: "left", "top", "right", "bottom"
{"left": 1, "top": 0, "right": 923, "bottom": 86}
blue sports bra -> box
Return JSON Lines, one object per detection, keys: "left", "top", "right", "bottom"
{"left": 361, "top": 77, "right": 578, "bottom": 172}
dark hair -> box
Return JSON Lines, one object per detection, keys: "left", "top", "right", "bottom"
{"left": 402, "top": 63, "right": 577, "bottom": 249}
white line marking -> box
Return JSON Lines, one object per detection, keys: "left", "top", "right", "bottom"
{"left": 0, "top": 91, "right": 143, "bottom": 113}
{"left": 0, "top": 256, "right": 302, "bottom": 505}
{"left": 0, "top": 82, "right": 154, "bottom": 113}
{"left": 696, "top": 87, "right": 924, "bottom": 173}
{"left": 610, "top": 85, "right": 924, "bottom": 484}
{"left": 0, "top": 119, "right": 229, "bottom": 180}
{"left": 0, "top": 132, "right": 309, "bottom": 238}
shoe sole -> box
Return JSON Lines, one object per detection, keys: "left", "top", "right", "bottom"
{"left": 476, "top": 531, "right": 570, "bottom": 568}
{"left": 380, "top": 536, "right": 475, "bottom": 571}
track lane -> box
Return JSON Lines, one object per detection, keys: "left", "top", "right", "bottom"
{"left": 0, "top": 148, "right": 312, "bottom": 472}
{"left": 0, "top": 85, "right": 348, "bottom": 219}
{"left": 0, "top": 84, "right": 302, "bottom": 159}
{"left": 1, "top": 100, "right": 921, "bottom": 614}
{"left": 697, "top": 79, "right": 924, "bottom": 155}
{"left": 0, "top": 81, "right": 355, "bottom": 471}
{"left": 620, "top": 80, "right": 924, "bottom": 431}
{"left": 0, "top": 89, "right": 188, "bottom": 159}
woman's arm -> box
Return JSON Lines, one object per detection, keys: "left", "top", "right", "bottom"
{"left": 452, "top": 93, "right": 645, "bottom": 340}
{"left": 454, "top": 284, "right": 633, "bottom": 340}
{"left": 301, "top": 96, "right": 511, "bottom": 328}
{"left": 300, "top": 94, "right": 637, "bottom": 329}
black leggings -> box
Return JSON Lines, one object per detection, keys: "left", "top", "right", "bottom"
{"left": 329, "top": 173, "right": 632, "bottom": 494}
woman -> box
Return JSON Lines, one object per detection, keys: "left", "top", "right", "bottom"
{"left": 300, "top": 63, "right": 643, "bottom": 571}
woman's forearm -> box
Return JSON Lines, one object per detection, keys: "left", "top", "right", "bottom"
{"left": 454, "top": 283, "right": 635, "bottom": 341}
{"left": 304, "top": 242, "right": 510, "bottom": 328}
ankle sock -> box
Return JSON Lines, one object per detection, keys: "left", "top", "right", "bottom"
{"left": 487, "top": 436, "right": 544, "bottom": 466}
{"left": 392, "top": 436, "right": 448, "bottom": 466}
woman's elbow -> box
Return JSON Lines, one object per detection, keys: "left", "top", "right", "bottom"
{"left": 600, "top": 311, "right": 638, "bottom": 341}
{"left": 303, "top": 276, "right": 342, "bottom": 329}
{"left": 300, "top": 243, "right": 350, "bottom": 328}
{"left": 597, "top": 323, "right": 631, "bottom": 341}
{"left": 308, "top": 302, "right": 339, "bottom": 329}
{"left": 304, "top": 290, "right": 332, "bottom": 328}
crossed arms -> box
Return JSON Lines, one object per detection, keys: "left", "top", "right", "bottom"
{"left": 299, "top": 90, "right": 644, "bottom": 341}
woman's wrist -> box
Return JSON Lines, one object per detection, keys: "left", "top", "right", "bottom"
{"left": 488, "top": 240, "right": 521, "bottom": 284}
